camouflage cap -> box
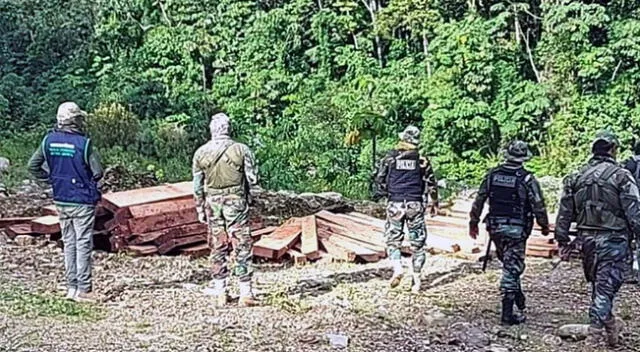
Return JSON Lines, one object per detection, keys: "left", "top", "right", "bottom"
{"left": 591, "top": 130, "right": 620, "bottom": 149}
{"left": 56, "top": 102, "right": 87, "bottom": 127}
{"left": 399, "top": 125, "right": 420, "bottom": 145}
{"left": 504, "top": 140, "right": 532, "bottom": 163}
{"left": 209, "top": 112, "right": 231, "bottom": 137}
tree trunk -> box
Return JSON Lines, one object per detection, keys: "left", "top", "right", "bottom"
{"left": 422, "top": 33, "right": 431, "bottom": 77}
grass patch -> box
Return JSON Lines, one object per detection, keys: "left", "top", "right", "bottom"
{"left": 0, "top": 283, "right": 102, "bottom": 321}
{"left": 265, "top": 286, "right": 311, "bottom": 315}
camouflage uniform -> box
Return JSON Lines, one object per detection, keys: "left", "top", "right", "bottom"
{"left": 193, "top": 113, "right": 258, "bottom": 305}
{"left": 555, "top": 131, "right": 640, "bottom": 345}
{"left": 374, "top": 126, "right": 438, "bottom": 292}
{"left": 470, "top": 140, "right": 549, "bottom": 326}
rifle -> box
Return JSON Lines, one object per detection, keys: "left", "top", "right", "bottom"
{"left": 482, "top": 239, "right": 492, "bottom": 272}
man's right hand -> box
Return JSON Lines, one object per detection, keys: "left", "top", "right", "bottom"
{"left": 469, "top": 222, "right": 479, "bottom": 240}
{"left": 198, "top": 212, "right": 207, "bottom": 224}
{"left": 559, "top": 243, "right": 572, "bottom": 261}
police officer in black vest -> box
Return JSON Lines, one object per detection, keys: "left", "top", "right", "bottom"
{"left": 469, "top": 140, "right": 550, "bottom": 325}
{"left": 374, "top": 126, "right": 438, "bottom": 293}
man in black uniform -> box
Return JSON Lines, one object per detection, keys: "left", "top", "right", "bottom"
{"left": 469, "top": 140, "right": 550, "bottom": 325}
{"left": 556, "top": 131, "right": 640, "bottom": 346}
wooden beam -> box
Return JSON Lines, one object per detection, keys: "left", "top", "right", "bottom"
{"left": 300, "top": 215, "right": 319, "bottom": 257}
{"left": 128, "top": 206, "right": 198, "bottom": 234}
{"left": 319, "top": 237, "right": 355, "bottom": 262}
{"left": 30, "top": 216, "right": 60, "bottom": 234}
{"left": 158, "top": 234, "right": 206, "bottom": 255}
{"left": 126, "top": 245, "right": 158, "bottom": 257}
{"left": 253, "top": 223, "right": 302, "bottom": 259}
{"left": 179, "top": 243, "right": 211, "bottom": 258}
{"left": 287, "top": 249, "right": 308, "bottom": 266}
{"left": 0, "top": 217, "right": 36, "bottom": 229}
{"left": 101, "top": 181, "right": 193, "bottom": 212}
{"left": 5, "top": 224, "right": 36, "bottom": 240}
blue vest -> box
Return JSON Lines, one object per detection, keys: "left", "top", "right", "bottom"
{"left": 43, "top": 130, "right": 100, "bottom": 206}
{"left": 387, "top": 149, "right": 424, "bottom": 202}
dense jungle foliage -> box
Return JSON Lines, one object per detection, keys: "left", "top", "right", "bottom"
{"left": 1, "top": 0, "right": 640, "bottom": 198}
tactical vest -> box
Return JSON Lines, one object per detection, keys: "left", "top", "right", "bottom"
{"left": 43, "top": 130, "right": 100, "bottom": 206}
{"left": 387, "top": 149, "right": 424, "bottom": 202}
{"left": 487, "top": 166, "right": 530, "bottom": 225}
{"left": 573, "top": 162, "right": 627, "bottom": 231}
{"left": 204, "top": 142, "right": 245, "bottom": 194}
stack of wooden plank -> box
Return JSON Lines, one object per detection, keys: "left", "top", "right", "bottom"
{"left": 0, "top": 183, "right": 563, "bottom": 263}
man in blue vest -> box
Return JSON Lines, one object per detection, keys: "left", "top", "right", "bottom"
{"left": 373, "top": 125, "right": 439, "bottom": 293}
{"left": 470, "top": 140, "right": 550, "bottom": 326}
{"left": 28, "top": 102, "right": 103, "bottom": 303}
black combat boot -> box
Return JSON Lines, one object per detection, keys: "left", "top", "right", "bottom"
{"left": 515, "top": 290, "right": 526, "bottom": 311}
{"left": 501, "top": 293, "right": 526, "bottom": 326}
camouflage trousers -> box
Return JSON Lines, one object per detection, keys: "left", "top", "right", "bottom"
{"left": 490, "top": 225, "right": 526, "bottom": 296}
{"left": 581, "top": 233, "right": 629, "bottom": 328}
{"left": 205, "top": 194, "right": 253, "bottom": 282}
{"left": 384, "top": 201, "right": 426, "bottom": 273}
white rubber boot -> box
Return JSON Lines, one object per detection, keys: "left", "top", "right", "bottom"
{"left": 65, "top": 288, "right": 77, "bottom": 300}
{"left": 203, "top": 279, "right": 227, "bottom": 307}
{"left": 389, "top": 259, "right": 404, "bottom": 288}
{"left": 411, "top": 273, "right": 422, "bottom": 293}
{"left": 238, "top": 281, "right": 258, "bottom": 307}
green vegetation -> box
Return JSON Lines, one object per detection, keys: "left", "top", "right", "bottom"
{"left": 0, "top": 282, "right": 101, "bottom": 321}
{"left": 1, "top": 0, "right": 640, "bottom": 197}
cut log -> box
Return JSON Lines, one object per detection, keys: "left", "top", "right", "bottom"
{"left": 101, "top": 181, "right": 193, "bottom": 212}
{"left": 319, "top": 237, "right": 355, "bottom": 262}
{"left": 0, "top": 217, "right": 37, "bottom": 229}
{"left": 5, "top": 223, "right": 36, "bottom": 240}
{"left": 287, "top": 249, "right": 308, "bottom": 266}
{"left": 30, "top": 216, "right": 60, "bottom": 234}
{"left": 179, "top": 243, "right": 211, "bottom": 258}
{"left": 299, "top": 215, "right": 319, "bottom": 257}
{"left": 158, "top": 234, "right": 206, "bottom": 255}
{"left": 252, "top": 223, "right": 302, "bottom": 259}
{"left": 126, "top": 245, "right": 158, "bottom": 257}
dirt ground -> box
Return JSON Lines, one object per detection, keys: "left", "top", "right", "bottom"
{"left": 1, "top": 235, "right": 639, "bottom": 352}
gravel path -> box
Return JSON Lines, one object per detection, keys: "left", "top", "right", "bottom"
{"left": 1, "top": 237, "right": 639, "bottom": 352}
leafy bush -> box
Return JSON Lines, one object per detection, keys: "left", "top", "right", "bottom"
{"left": 87, "top": 103, "right": 140, "bottom": 149}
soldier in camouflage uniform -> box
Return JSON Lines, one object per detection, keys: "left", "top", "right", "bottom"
{"left": 555, "top": 131, "right": 640, "bottom": 346}
{"left": 374, "top": 126, "right": 439, "bottom": 293}
{"left": 470, "top": 141, "right": 550, "bottom": 326}
{"left": 193, "top": 113, "right": 259, "bottom": 307}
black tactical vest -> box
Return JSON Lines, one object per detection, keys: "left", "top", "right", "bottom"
{"left": 574, "top": 162, "right": 627, "bottom": 231}
{"left": 387, "top": 150, "right": 424, "bottom": 202}
{"left": 488, "top": 166, "right": 530, "bottom": 225}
